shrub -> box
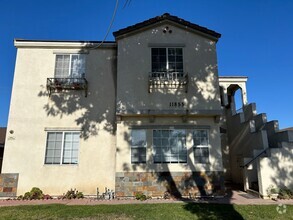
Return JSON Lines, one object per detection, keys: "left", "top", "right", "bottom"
{"left": 23, "top": 192, "right": 32, "bottom": 200}
{"left": 267, "top": 185, "right": 279, "bottom": 196}
{"left": 43, "top": 194, "right": 52, "bottom": 200}
{"left": 76, "top": 192, "right": 84, "bottom": 199}
{"left": 164, "top": 191, "right": 171, "bottom": 199}
{"left": 278, "top": 188, "right": 293, "bottom": 200}
{"left": 63, "top": 189, "right": 84, "bottom": 199}
{"left": 20, "top": 187, "right": 52, "bottom": 200}
{"left": 30, "top": 187, "right": 44, "bottom": 200}
{"left": 135, "top": 192, "right": 147, "bottom": 201}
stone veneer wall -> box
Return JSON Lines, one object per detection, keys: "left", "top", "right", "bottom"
{"left": 115, "top": 172, "right": 224, "bottom": 198}
{"left": 0, "top": 173, "right": 19, "bottom": 197}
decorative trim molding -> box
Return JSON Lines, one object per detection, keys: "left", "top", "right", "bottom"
{"left": 148, "top": 43, "right": 185, "bottom": 47}
{"left": 44, "top": 127, "right": 82, "bottom": 131}
{"left": 53, "top": 50, "right": 89, "bottom": 54}
{"left": 117, "top": 109, "right": 222, "bottom": 116}
{"left": 129, "top": 125, "right": 211, "bottom": 129}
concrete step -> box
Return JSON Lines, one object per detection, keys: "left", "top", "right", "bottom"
{"left": 274, "top": 130, "right": 293, "bottom": 143}
{"left": 253, "top": 113, "right": 267, "bottom": 131}
{"left": 263, "top": 120, "right": 279, "bottom": 147}
{"left": 243, "top": 103, "right": 257, "bottom": 122}
{"left": 246, "top": 189, "right": 261, "bottom": 198}
{"left": 263, "top": 120, "right": 279, "bottom": 133}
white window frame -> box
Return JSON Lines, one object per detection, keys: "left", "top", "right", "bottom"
{"left": 151, "top": 47, "right": 183, "bottom": 73}
{"left": 44, "top": 131, "right": 80, "bottom": 165}
{"left": 192, "top": 129, "right": 210, "bottom": 164}
{"left": 130, "top": 129, "right": 147, "bottom": 164}
{"left": 54, "top": 54, "right": 86, "bottom": 78}
{"left": 152, "top": 129, "right": 187, "bottom": 163}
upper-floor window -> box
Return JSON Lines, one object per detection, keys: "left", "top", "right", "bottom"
{"left": 47, "top": 54, "right": 88, "bottom": 97}
{"left": 55, "top": 54, "right": 86, "bottom": 78}
{"left": 45, "top": 131, "right": 80, "bottom": 165}
{"left": 151, "top": 48, "right": 183, "bottom": 73}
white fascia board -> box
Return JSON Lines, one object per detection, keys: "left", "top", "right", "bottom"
{"left": 14, "top": 40, "right": 117, "bottom": 49}
{"left": 218, "top": 76, "right": 248, "bottom": 83}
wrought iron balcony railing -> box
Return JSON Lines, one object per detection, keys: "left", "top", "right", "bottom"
{"left": 47, "top": 77, "right": 88, "bottom": 97}
{"left": 148, "top": 72, "right": 188, "bottom": 93}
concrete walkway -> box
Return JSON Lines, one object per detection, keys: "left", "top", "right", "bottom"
{"left": 0, "top": 189, "right": 292, "bottom": 207}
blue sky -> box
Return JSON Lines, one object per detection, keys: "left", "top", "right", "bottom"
{"left": 0, "top": 0, "right": 292, "bottom": 129}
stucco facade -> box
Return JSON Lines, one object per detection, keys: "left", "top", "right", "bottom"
{"left": 2, "top": 14, "right": 292, "bottom": 198}
{"left": 2, "top": 44, "right": 117, "bottom": 195}
{"left": 114, "top": 20, "right": 224, "bottom": 197}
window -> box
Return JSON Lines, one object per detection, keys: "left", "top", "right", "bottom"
{"left": 153, "top": 129, "right": 187, "bottom": 163}
{"left": 131, "top": 130, "right": 147, "bottom": 163}
{"left": 55, "top": 54, "right": 85, "bottom": 78}
{"left": 152, "top": 48, "right": 183, "bottom": 73}
{"left": 45, "top": 132, "right": 80, "bottom": 164}
{"left": 193, "top": 130, "right": 209, "bottom": 164}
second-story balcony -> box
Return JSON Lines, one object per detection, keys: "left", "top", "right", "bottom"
{"left": 148, "top": 72, "right": 188, "bottom": 93}
{"left": 47, "top": 77, "right": 88, "bottom": 97}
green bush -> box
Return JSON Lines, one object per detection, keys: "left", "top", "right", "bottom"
{"left": 23, "top": 192, "right": 32, "bottom": 200}
{"left": 63, "top": 189, "right": 84, "bottom": 199}
{"left": 278, "top": 188, "right": 293, "bottom": 199}
{"left": 164, "top": 191, "right": 171, "bottom": 199}
{"left": 267, "top": 185, "right": 279, "bottom": 196}
{"left": 17, "top": 195, "right": 23, "bottom": 200}
{"left": 76, "top": 192, "right": 84, "bottom": 199}
{"left": 135, "top": 192, "right": 147, "bottom": 201}
{"left": 30, "top": 187, "right": 44, "bottom": 200}
{"left": 20, "top": 187, "right": 52, "bottom": 200}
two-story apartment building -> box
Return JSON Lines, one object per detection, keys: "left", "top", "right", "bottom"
{"left": 2, "top": 14, "right": 292, "bottom": 199}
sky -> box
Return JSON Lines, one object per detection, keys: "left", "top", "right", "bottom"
{"left": 0, "top": 0, "right": 292, "bottom": 129}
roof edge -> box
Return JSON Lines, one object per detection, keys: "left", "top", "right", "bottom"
{"left": 14, "top": 39, "right": 117, "bottom": 48}
{"left": 113, "top": 13, "right": 221, "bottom": 39}
{"left": 218, "top": 76, "right": 248, "bottom": 82}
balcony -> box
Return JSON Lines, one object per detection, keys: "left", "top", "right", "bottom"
{"left": 47, "top": 77, "right": 88, "bottom": 97}
{"left": 148, "top": 72, "right": 188, "bottom": 93}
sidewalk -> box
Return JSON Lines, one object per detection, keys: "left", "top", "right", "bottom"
{"left": 0, "top": 190, "right": 292, "bottom": 207}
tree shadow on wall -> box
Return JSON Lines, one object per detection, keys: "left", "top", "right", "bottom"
{"left": 37, "top": 48, "right": 117, "bottom": 140}
{"left": 36, "top": 41, "right": 244, "bottom": 218}
{"left": 262, "top": 142, "right": 293, "bottom": 194}
{"left": 121, "top": 127, "right": 243, "bottom": 219}
{"left": 116, "top": 60, "right": 243, "bottom": 218}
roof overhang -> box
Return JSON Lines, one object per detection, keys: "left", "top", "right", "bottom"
{"left": 14, "top": 39, "right": 117, "bottom": 49}
{"left": 218, "top": 76, "right": 248, "bottom": 83}
{"left": 113, "top": 13, "right": 221, "bottom": 41}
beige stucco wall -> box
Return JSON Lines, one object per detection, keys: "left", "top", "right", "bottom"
{"left": 2, "top": 46, "right": 117, "bottom": 195}
{"left": 116, "top": 117, "right": 223, "bottom": 173}
{"left": 115, "top": 22, "right": 223, "bottom": 174}
{"left": 258, "top": 143, "right": 293, "bottom": 198}
{"left": 116, "top": 22, "right": 221, "bottom": 114}
{"left": 4, "top": 22, "right": 224, "bottom": 196}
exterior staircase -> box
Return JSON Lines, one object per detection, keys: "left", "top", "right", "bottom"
{"left": 222, "top": 103, "right": 293, "bottom": 198}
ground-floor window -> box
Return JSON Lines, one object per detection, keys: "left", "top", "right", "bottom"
{"left": 131, "top": 129, "right": 147, "bottom": 163}
{"left": 153, "top": 129, "right": 187, "bottom": 163}
{"left": 192, "top": 130, "right": 209, "bottom": 164}
{"left": 45, "top": 131, "right": 80, "bottom": 164}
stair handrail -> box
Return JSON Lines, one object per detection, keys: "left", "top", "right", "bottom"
{"left": 241, "top": 147, "right": 269, "bottom": 168}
